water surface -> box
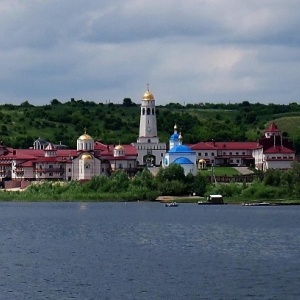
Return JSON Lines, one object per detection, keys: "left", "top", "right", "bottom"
{"left": 0, "top": 202, "right": 299, "bottom": 299}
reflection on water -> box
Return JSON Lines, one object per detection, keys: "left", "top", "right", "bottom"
{"left": 0, "top": 202, "right": 299, "bottom": 299}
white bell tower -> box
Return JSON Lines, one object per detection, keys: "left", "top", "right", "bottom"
{"left": 132, "top": 85, "right": 166, "bottom": 166}
{"left": 137, "top": 84, "right": 158, "bottom": 143}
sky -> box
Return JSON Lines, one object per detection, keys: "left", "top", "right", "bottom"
{"left": 1, "top": 0, "right": 300, "bottom": 106}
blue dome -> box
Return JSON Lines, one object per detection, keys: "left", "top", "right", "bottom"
{"left": 173, "top": 157, "right": 193, "bottom": 164}
{"left": 169, "top": 145, "right": 193, "bottom": 153}
{"left": 170, "top": 133, "right": 179, "bottom": 141}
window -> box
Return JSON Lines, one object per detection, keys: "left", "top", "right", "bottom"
{"left": 142, "top": 108, "right": 145, "bottom": 115}
{"left": 236, "top": 152, "right": 239, "bottom": 155}
{"left": 198, "top": 153, "right": 201, "bottom": 156}
{"left": 49, "top": 173, "right": 53, "bottom": 176}
{"left": 242, "top": 152, "right": 245, "bottom": 155}
{"left": 68, "top": 168, "right": 71, "bottom": 172}
{"left": 229, "top": 152, "right": 232, "bottom": 155}
{"left": 147, "top": 108, "right": 150, "bottom": 115}
{"left": 212, "top": 153, "right": 215, "bottom": 156}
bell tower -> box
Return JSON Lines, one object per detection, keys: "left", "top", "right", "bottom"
{"left": 132, "top": 85, "right": 166, "bottom": 166}
{"left": 137, "top": 84, "right": 158, "bottom": 143}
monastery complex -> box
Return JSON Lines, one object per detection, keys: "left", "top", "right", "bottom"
{"left": 0, "top": 87, "right": 295, "bottom": 188}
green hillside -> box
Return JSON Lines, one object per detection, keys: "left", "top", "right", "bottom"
{"left": 1, "top": 99, "right": 300, "bottom": 153}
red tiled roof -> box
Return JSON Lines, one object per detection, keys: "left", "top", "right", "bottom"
{"left": 95, "top": 142, "right": 138, "bottom": 156}
{"left": 264, "top": 146, "right": 294, "bottom": 154}
{"left": 191, "top": 141, "right": 259, "bottom": 151}
{"left": 18, "top": 161, "right": 34, "bottom": 167}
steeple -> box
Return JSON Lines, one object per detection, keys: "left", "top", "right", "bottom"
{"left": 137, "top": 85, "right": 158, "bottom": 141}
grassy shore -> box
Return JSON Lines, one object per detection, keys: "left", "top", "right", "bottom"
{"left": 1, "top": 187, "right": 300, "bottom": 205}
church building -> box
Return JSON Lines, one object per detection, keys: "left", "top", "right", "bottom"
{"left": 162, "top": 125, "right": 197, "bottom": 175}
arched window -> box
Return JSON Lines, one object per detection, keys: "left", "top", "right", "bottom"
{"left": 142, "top": 108, "right": 145, "bottom": 115}
{"left": 148, "top": 139, "right": 151, "bottom": 143}
{"left": 147, "top": 108, "right": 150, "bottom": 115}
{"left": 152, "top": 108, "right": 155, "bottom": 115}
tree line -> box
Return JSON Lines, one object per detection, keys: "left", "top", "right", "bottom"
{"left": 0, "top": 98, "right": 299, "bottom": 153}
{"left": 2, "top": 163, "right": 300, "bottom": 203}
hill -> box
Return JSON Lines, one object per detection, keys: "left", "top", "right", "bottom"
{"left": 1, "top": 99, "right": 300, "bottom": 153}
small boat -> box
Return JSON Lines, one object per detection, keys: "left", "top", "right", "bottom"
{"left": 198, "top": 195, "right": 225, "bottom": 205}
{"left": 242, "top": 202, "right": 271, "bottom": 206}
{"left": 165, "top": 202, "right": 178, "bottom": 207}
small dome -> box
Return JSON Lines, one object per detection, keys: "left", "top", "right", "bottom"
{"left": 81, "top": 153, "right": 93, "bottom": 160}
{"left": 178, "top": 133, "right": 183, "bottom": 140}
{"left": 170, "top": 133, "right": 179, "bottom": 141}
{"left": 115, "top": 145, "right": 124, "bottom": 150}
{"left": 174, "top": 124, "right": 178, "bottom": 130}
{"left": 78, "top": 133, "right": 93, "bottom": 141}
{"left": 143, "top": 90, "right": 154, "bottom": 101}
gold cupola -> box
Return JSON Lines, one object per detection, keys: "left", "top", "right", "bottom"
{"left": 81, "top": 153, "right": 93, "bottom": 160}
{"left": 78, "top": 133, "right": 93, "bottom": 140}
{"left": 142, "top": 84, "right": 154, "bottom": 101}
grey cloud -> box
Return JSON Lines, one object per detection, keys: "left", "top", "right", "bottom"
{"left": 0, "top": 0, "right": 300, "bottom": 105}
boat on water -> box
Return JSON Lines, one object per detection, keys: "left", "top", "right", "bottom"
{"left": 165, "top": 202, "right": 178, "bottom": 207}
{"left": 198, "top": 194, "right": 224, "bottom": 205}
{"left": 242, "top": 202, "right": 271, "bottom": 206}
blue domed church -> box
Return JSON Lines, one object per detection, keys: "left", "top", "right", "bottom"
{"left": 162, "top": 125, "right": 197, "bottom": 175}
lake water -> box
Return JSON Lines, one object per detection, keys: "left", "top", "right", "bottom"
{"left": 0, "top": 202, "right": 299, "bottom": 300}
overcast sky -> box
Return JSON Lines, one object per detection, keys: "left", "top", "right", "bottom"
{"left": 1, "top": 0, "right": 300, "bottom": 105}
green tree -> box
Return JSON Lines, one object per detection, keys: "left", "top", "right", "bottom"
{"left": 123, "top": 98, "right": 135, "bottom": 107}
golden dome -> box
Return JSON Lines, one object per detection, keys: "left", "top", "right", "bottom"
{"left": 115, "top": 145, "right": 124, "bottom": 150}
{"left": 179, "top": 132, "right": 183, "bottom": 140}
{"left": 143, "top": 90, "right": 154, "bottom": 101}
{"left": 81, "top": 153, "right": 93, "bottom": 160}
{"left": 174, "top": 124, "right": 178, "bottom": 130}
{"left": 78, "top": 133, "right": 93, "bottom": 140}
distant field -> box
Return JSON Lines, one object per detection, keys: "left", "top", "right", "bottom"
{"left": 198, "top": 166, "right": 240, "bottom": 176}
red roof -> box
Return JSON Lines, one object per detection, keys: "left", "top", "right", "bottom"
{"left": 94, "top": 142, "right": 137, "bottom": 156}
{"left": 18, "top": 161, "right": 34, "bottom": 167}
{"left": 265, "top": 122, "right": 280, "bottom": 133}
{"left": 191, "top": 141, "right": 259, "bottom": 151}
{"left": 264, "top": 146, "right": 294, "bottom": 154}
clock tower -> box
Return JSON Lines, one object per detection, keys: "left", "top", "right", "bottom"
{"left": 132, "top": 85, "right": 166, "bottom": 166}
